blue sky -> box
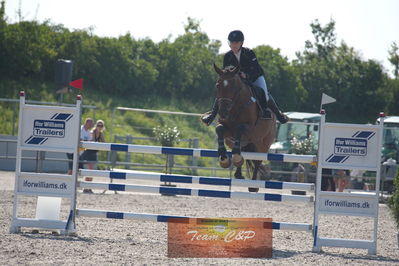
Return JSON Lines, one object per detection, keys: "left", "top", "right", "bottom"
{"left": 5, "top": 0, "right": 399, "bottom": 75}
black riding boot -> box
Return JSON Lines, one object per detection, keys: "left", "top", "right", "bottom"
{"left": 257, "top": 90, "right": 272, "bottom": 120}
{"left": 267, "top": 94, "right": 289, "bottom": 124}
{"left": 201, "top": 99, "right": 218, "bottom": 126}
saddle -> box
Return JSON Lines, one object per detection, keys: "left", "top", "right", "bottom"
{"left": 240, "top": 77, "right": 268, "bottom": 116}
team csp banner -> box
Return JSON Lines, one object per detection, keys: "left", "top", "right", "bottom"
{"left": 167, "top": 218, "right": 272, "bottom": 258}
{"left": 319, "top": 123, "right": 381, "bottom": 170}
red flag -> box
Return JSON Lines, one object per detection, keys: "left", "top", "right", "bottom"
{"left": 69, "top": 78, "right": 84, "bottom": 90}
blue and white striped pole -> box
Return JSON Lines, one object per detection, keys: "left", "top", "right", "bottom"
{"left": 81, "top": 142, "right": 316, "bottom": 163}
{"left": 78, "top": 181, "right": 314, "bottom": 202}
{"left": 80, "top": 169, "right": 315, "bottom": 191}
{"left": 76, "top": 208, "right": 312, "bottom": 231}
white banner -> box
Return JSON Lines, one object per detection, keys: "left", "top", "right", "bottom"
{"left": 318, "top": 192, "right": 377, "bottom": 217}
{"left": 319, "top": 123, "right": 381, "bottom": 170}
{"left": 17, "top": 175, "right": 74, "bottom": 197}
{"left": 21, "top": 105, "right": 79, "bottom": 150}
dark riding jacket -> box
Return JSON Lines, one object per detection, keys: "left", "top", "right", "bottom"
{"left": 223, "top": 47, "right": 265, "bottom": 83}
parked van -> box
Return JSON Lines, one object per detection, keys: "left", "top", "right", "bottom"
{"left": 270, "top": 112, "right": 321, "bottom": 155}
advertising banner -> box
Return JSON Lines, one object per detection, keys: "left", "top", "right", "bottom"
{"left": 168, "top": 218, "right": 272, "bottom": 258}
{"left": 317, "top": 192, "right": 377, "bottom": 217}
{"left": 17, "top": 175, "right": 74, "bottom": 197}
{"left": 21, "top": 105, "right": 79, "bottom": 150}
{"left": 320, "top": 123, "right": 381, "bottom": 170}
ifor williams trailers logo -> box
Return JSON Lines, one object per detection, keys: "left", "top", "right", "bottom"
{"left": 25, "top": 113, "right": 73, "bottom": 145}
{"left": 325, "top": 130, "right": 375, "bottom": 164}
{"left": 334, "top": 138, "right": 367, "bottom": 156}
{"left": 33, "top": 120, "right": 65, "bottom": 138}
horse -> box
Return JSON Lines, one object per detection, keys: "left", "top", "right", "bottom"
{"left": 213, "top": 64, "right": 276, "bottom": 192}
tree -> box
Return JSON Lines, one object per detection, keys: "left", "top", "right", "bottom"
{"left": 253, "top": 45, "right": 306, "bottom": 111}
{"left": 155, "top": 17, "right": 220, "bottom": 103}
{"left": 0, "top": 0, "right": 6, "bottom": 77}
{"left": 294, "top": 19, "right": 387, "bottom": 122}
{"left": 388, "top": 42, "right": 399, "bottom": 79}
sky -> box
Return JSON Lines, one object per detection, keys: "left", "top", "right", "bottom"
{"left": 4, "top": 0, "right": 399, "bottom": 75}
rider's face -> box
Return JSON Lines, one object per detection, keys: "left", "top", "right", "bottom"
{"left": 229, "top": 41, "right": 242, "bottom": 53}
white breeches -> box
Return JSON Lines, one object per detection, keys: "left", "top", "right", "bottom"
{"left": 252, "top": 75, "right": 269, "bottom": 101}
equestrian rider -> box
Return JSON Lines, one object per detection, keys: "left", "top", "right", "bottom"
{"left": 202, "top": 30, "right": 289, "bottom": 125}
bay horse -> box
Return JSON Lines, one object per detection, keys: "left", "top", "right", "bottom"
{"left": 213, "top": 64, "right": 276, "bottom": 192}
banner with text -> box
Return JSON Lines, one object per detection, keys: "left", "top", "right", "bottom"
{"left": 21, "top": 105, "right": 79, "bottom": 150}
{"left": 320, "top": 123, "right": 381, "bottom": 170}
{"left": 167, "top": 218, "right": 272, "bottom": 258}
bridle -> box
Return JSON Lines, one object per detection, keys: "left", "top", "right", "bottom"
{"left": 216, "top": 78, "right": 242, "bottom": 112}
{"left": 215, "top": 73, "right": 256, "bottom": 120}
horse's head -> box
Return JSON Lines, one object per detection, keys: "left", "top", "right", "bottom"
{"left": 213, "top": 64, "right": 242, "bottom": 120}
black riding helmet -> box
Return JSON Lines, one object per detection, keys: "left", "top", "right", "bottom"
{"left": 228, "top": 30, "right": 244, "bottom": 42}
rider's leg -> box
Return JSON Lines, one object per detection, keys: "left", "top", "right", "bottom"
{"left": 253, "top": 75, "right": 288, "bottom": 124}
{"left": 267, "top": 93, "right": 289, "bottom": 124}
{"left": 252, "top": 76, "right": 272, "bottom": 119}
{"left": 201, "top": 99, "right": 218, "bottom": 126}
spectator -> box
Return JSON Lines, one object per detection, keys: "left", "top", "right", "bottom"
{"left": 86, "top": 120, "right": 105, "bottom": 170}
{"left": 321, "top": 168, "right": 335, "bottom": 191}
{"left": 79, "top": 118, "right": 94, "bottom": 193}
{"left": 66, "top": 118, "right": 93, "bottom": 177}
{"left": 333, "top": 169, "right": 350, "bottom": 192}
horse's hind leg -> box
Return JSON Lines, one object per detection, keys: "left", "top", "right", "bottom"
{"left": 234, "top": 166, "right": 244, "bottom": 179}
{"left": 216, "top": 124, "right": 231, "bottom": 168}
{"left": 248, "top": 160, "right": 262, "bottom": 192}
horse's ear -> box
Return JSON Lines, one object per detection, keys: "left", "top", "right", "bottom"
{"left": 213, "top": 63, "right": 223, "bottom": 75}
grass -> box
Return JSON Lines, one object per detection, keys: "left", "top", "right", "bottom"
{"left": 0, "top": 83, "right": 222, "bottom": 173}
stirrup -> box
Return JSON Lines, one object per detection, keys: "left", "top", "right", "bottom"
{"left": 277, "top": 113, "right": 289, "bottom": 124}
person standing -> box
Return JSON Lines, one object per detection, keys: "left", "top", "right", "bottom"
{"left": 86, "top": 120, "right": 105, "bottom": 170}
{"left": 321, "top": 168, "right": 335, "bottom": 191}
{"left": 79, "top": 118, "right": 94, "bottom": 193}
{"left": 333, "top": 169, "right": 350, "bottom": 192}
{"left": 66, "top": 118, "right": 93, "bottom": 175}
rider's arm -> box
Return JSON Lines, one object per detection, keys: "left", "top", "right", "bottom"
{"left": 223, "top": 51, "right": 236, "bottom": 68}
{"left": 244, "top": 49, "right": 264, "bottom": 82}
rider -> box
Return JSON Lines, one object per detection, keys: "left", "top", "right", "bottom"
{"left": 202, "top": 30, "right": 289, "bottom": 125}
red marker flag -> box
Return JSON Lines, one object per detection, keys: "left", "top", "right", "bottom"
{"left": 69, "top": 78, "right": 84, "bottom": 90}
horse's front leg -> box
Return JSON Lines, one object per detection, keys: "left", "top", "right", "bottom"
{"left": 231, "top": 124, "right": 247, "bottom": 167}
{"left": 216, "top": 124, "right": 231, "bottom": 168}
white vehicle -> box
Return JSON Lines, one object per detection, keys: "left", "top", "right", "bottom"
{"left": 379, "top": 116, "right": 399, "bottom": 161}
{"left": 377, "top": 116, "right": 399, "bottom": 193}
{"left": 268, "top": 112, "right": 320, "bottom": 182}
{"left": 270, "top": 112, "right": 321, "bottom": 154}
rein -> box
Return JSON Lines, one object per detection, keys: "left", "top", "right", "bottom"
{"left": 217, "top": 77, "right": 257, "bottom": 122}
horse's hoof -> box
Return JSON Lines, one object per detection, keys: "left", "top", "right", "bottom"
{"left": 248, "top": 187, "right": 259, "bottom": 193}
{"left": 219, "top": 157, "right": 231, "bottom": 168}
{"left": 232, "top": 154, "right": 244, "bottom": 167}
